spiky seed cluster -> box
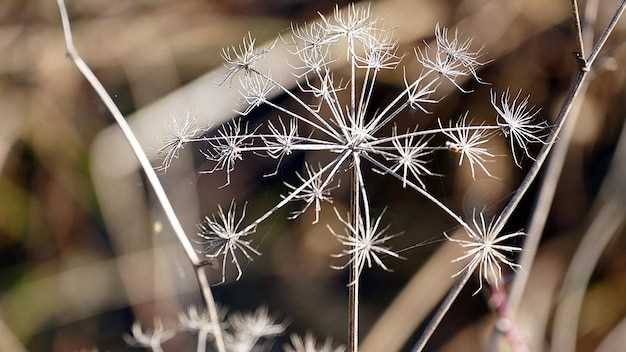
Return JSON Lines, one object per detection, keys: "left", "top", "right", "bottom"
{"left": 330, "top": 208, "right": 402, "bottom": 284}
{"left": 159, "top": 3, "right": 545, "bottom": 285}
{"left": 127, "top": 307, "right": 347, "bottom": 352}
{"left": 285, "top": 333, "right": 346, "bottom": 352}
{"left": 221, "top": 33, "right": 273, "bottom": 84}
{"left": 283, "top": 163, "right": 341, "bottom": 223}
{"left": 441, "top": 113, "right": 495, "bottom": 179}
{"left": 179, "top": 305, "right": 226, "bottom": 334}
{"left": 157, "top": 115, "right": 201, "bottom": 172}
{"left": 446, "top": 210, "right": 524, "bottom": 294}
{"left": 226, "top": 307, "right": 285, "bottom": 352}
{"left": 491, "top": 89, "right": 548, "bottom": 166}
{"left": 201, "top": 119, "right": 257, "bottom": 188}
{"left": 383, "top": 126, "right": 434, "bottom": 189}
{"left": 197, "top": 200, "right": 258, "bottom": 283}
{"left": 124, "top": 320, "right": 175, "bottom": 351}
{"left": 434, "top": 23, "right": 486, "bottom": 83}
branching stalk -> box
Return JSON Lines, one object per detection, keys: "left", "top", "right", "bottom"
{"left": 412, "top": 2, "right": 626, "bottom": 350}
{"left": 55, "top": 2, "right": 226, "bottom": 351}
{"left": 348, "top": 156, "right": 361, "bottom": 352}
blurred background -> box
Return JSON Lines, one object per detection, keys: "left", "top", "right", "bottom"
{"left": 0, "top": 0, "right": 625, "bottom": 351}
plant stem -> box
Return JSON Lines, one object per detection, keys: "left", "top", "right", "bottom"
{"left": 197, "top": 331, "right": 208, "bottom": 352}
{"left": 491, "top": 0, "right": 626, "bottom": 237}
{"left": 488, "top": 286, "right": 529, "bottom": 352}
{"left": 55, "top": 2, "right": 226, "bottom": 352}
{"left": 571, "top": 0, "right": 587, "bottom": 62}
{"left": 348, "top": 153, "right": 360, "bottom": 352}
{"left": 587, "top": 0, "right": 626, "bottom": 68}
{"left": 412, "top": 266, "right": 474, "bottom": 352}
{"left": 505, "top": 0, "right": 600, "bottom": 321}
{"left": 414, "top": 2, "right": 626, "bottom": 350}
{"left": 197, "top": 268, "right": 227, "bottom": 352}
{"left": 486, "top": 1, "right": 603, "bottom": 350}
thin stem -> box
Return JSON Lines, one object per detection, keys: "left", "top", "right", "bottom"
{"left": 412, "top": 265, "right": 475, "bottom": 352}
{"left": 505, "top": 72, "right": 587, "bottom": 321}
{"left": 237, "top": 144, "right": 345, "bottom": 153}
{"left": 254, "top": 70, "right": 343, "bottom": 142}
{"left": 571, "top": 0, "right": 587, "bottom": 62}
{"left": 187, "top": 135, "right": 336, "bottom": 145}
{"left": 242, "top": 152, "right": 350, "bottom": 233}
{"left": 56, "top": 0, "right": 198, "bottom": 264}
{"left": 414, "top": 3, "right": 626, "bottom": 350}
{"left": 264, "top": 100, "right": 341, "bottom": 141}
{"left": 491, "top": 0, "right": 624, "bottom": 235}
{"left": 366, "top": 125, "right": 500, "bottom": 147}
{"left": 197, "top": 268, "right": 227, "bottom": 352}
{"left": 357, "top": 65, "right": 371, "bottom": 126}
{"left": 500, "top": 0, "right": 601, "bottom": 334}
{"left": 55, "top": 2, "right": 226, "bottom": 351}
{"left": 587, "top": 0, "right": 626, "bottom": 67}
{"left": 363, "top": 155, "right": 473, "bottom": 233}
{"left": 197, "top": 330, "right": 208, "bottom": 352}
{"left": 351, "top": 46, "right": 357, "bottom": 126}
{"left": 348, "top": 153, "right": 360, "bottom": 352}
{"left": 368, "top": 70, "right": 434, "bottom": 130}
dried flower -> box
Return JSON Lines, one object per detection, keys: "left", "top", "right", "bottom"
{"left": 197, "top": 200, "right": 259, "bottom": 283}
{"left": 285, "top": 333, "right": 346, "bottom": 352}
{"left": 446, "top": 210, "right": 524, "bottom": 294}
{"left": 491, "top": 89, "right": 547, "bottom": 166}
{"left": 221, "top": 32, "right": 272, "bottom": 85}
{"left": 124, "top": 320, "right": 175, "bottom": 352}
{"left": 157, "top": 114, "right": 201, "bottom": 172}
{"left": 441, "top": 113, "right": 495, "bottom": 179}
{"left": 156, "top": 5, "right": 544, "bottom": 289}
{"left": 330, "top": 208, "right": 402, "bottom": 284}
{"left": 226, "top": 307, "right": 285, "bottom": 352}
{"left": 383, "top": 126, "right": 435, "bottom": 188}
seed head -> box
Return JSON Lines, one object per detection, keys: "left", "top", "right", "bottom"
{"left": 446, "top": 209, "right": 524, "bottom": 294}
{"left": 198, "top": 200, "right": 259, "bottom": 283}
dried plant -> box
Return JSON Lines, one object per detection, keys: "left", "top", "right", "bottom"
{"left": 159, "top": 3, "right": 549, "bottom": 351}
{"left": 284, "top": 333, "right": 345, "bottom": 352}
{"left": 127, "top": 307, "right": 286, "bottom": 352}
{"left": 124, "top": 319, "right": 176, "bottom": 352}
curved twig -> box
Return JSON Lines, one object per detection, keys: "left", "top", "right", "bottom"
{"left": 54, "top": 2, "right": 226, "bottom": 351}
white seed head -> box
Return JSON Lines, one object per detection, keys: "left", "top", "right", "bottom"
{"left": 202, "top": 119, "right": 256, "bottom": 187}
{"left": 383, "top": 126, "right": 435, "bottom": 189}
{"left": 283, "top": 163, "right": 341, "bottom": 224}
{"left": 284, "top": 333, "right": 346, "bottom": 352}
{"left": 446, "top": 209, "right": 524, "bottom": 294}
{"left": 198, "top": 200, "right": 259, "bottom": 283}
{"left": 124, "top": 319, "right": 175, "bottom": 350}
{"left": 179, "top": 305, "right": 227, "bottom": 334}
{"left": 434, "top": 23, "right": 486, "bottom": 83}
{"left": 226, "top": 306, "right": 285, "bottom": 351}
{"left": 157, "top": 113, "right": 202, "bottom": 173}
{"left": 320, "top": 4, "right": 375, "bottom": 51}
{"left": 238, "top": 73, "right": 274, "bottom": 116}
{"left": 330, "top": 208, "right": 402, "bottom": 284}
{"left": 355, "top": 29, "right": 402, "bottom": 71}
{"left": 221, "top": 33, "right": 272, "bottom": 85}
{"left": 440, "top": 113, "right": 495, "bottom": 179}
{"left": 491, "top": 89, "right": 547, "bottom": 166}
